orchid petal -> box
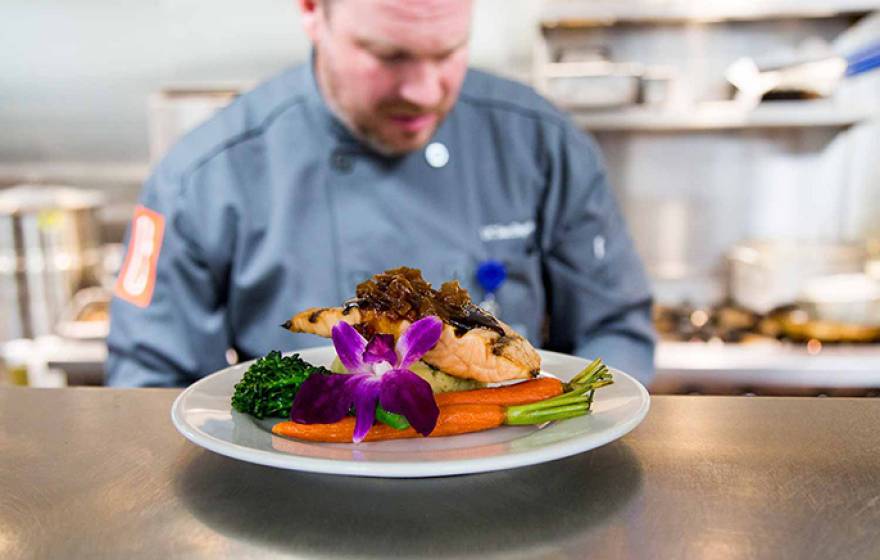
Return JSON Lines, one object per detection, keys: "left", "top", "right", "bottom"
{"left": 396, "top": 315, "right": 443, "bottom": 368}
{"left": 363, "top": 334, "right": 397, "bottom": 366}
{"left": 289, "top": 372, "right": 355, "bottom": 424}
{"left": 379, "top": 369, "right": 439, "bottom": 437}
{"left": 331, "top": 321, "right": 367, "bottom": 373}
{"left": 347, "top": 375, "right": 382, "bottom": 443}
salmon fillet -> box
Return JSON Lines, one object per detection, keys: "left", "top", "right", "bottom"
{"left": 285, "top": 306, "right": 541, "bottom": 383}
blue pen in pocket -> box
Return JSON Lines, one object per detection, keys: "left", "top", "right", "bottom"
{"left": 476, "top": 259, "right": 507, "bottom": 318}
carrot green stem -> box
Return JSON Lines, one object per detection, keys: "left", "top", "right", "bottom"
{"left": 566, "top": 359, "right": 614, "bottom": 393}
{"left": 505, "top": 402, "right": 589, "bottom": 425}
{"left": 567, "top": 358, "right": 603, "bottom": 387}
{"left": 503, "top": 388, "right": 590, "bottom": 425}
{"left": 503, "top": 358, "right": 615, "bottom": 425}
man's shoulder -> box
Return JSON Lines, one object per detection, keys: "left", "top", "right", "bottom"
{"left": 158, "top": 65, "right": 312, "bottom": 178}
{"left": 458, "top": 68, "right": 567, "bottom": 130}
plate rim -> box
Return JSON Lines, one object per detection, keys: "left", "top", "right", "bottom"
{"left": 171, "top": 347, "right": 650, "bottom": 478}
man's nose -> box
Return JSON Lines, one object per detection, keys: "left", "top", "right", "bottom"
{"left": 398, "top": 61, "right": 443, "bottom": 108}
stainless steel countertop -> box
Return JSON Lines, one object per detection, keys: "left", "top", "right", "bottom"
{"left": 2, "top": 388, "right": 879, "bottom": 559}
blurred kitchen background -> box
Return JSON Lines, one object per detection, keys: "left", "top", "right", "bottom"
{"left": 2, "top": 0, "right": 880, "bottom": 394}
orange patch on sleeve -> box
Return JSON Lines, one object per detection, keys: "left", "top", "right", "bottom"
{"left": 114, "top": 205, "right": 166, "bottom": 308}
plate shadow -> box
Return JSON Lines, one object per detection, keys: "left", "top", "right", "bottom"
{"left": 175, "top": 441, "right": 643, "bottom": 558}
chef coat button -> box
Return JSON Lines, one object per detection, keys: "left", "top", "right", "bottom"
{"left": 425, "top": 142, "right": 449, "bottom": 168}
{"left": 593, "top": 235, "right": 606, "bottom": 260}
{"left": 331, "top": 150, "right": 353, "bottom": 173}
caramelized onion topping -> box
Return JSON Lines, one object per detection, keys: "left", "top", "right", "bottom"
{"left": 348, "top": 267, "right": 505, "bottom": 338}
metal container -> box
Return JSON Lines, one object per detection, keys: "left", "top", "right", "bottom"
{"left": 727, "top": 240, "right": 866, "bottom": 314}
{"left": 544, "top": 61, "right": 642, "bottom": 109}
{"left": 798, "top": 273, "right": 880, "bottom": 326}
{"left": 0, "top": 185, "right": 104, "bottom": 340}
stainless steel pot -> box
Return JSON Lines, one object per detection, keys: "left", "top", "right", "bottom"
{"left": 727, "top": 240, "right": 866, "bottom": 314}
{"left": 798, "top": 273, "right": 880, "bottom": 326}
{"left": 0, "top": 185, "right": 104, "bottom": 340}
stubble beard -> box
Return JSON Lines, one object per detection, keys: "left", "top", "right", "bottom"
{"left": 315, "top": 51, "right": 438, "bottom": 157}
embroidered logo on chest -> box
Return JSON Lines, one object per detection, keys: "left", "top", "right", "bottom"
{"left": 479, "top": 220, "right": 535, "bottom": 242}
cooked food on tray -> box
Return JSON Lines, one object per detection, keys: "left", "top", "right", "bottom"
{"left": 232, "top": 267, "right": 613, "bottom": 444}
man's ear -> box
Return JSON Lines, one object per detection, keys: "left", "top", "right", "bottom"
{"left": 299, "top": 0, "right": 322, "bottom": 42}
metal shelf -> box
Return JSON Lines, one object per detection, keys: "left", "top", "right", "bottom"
{"left": 541, "top": 0, "right": 880, "bottom": 28}
{"left": 570, "top": 101, "right": 875, "bottom": 131}
{"left": 0, "top": 162, "right": 149, "bottom": 186}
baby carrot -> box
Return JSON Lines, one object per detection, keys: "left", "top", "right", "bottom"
{"left": 270, "top": 359, "right": 615, "bottom": 444}
{"left": 434, "top": 377, "right": 563, "bottom": 407}
{"left": 272, "top": 404, "right": 506, "bottom": 443}
{"left": 272, "top": 384, "right": 595, "bottom": 443}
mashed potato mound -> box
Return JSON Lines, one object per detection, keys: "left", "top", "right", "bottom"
{"left": 330, "top": 356, "right": 484, "bottom": 393}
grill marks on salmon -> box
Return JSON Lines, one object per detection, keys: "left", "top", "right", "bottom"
{"left": 285, "top": 306, "right": 541, "bottom": 384}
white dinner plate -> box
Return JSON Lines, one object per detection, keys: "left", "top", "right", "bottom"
{"left": 171, "top": 346, "right": 650, "bottom": 478}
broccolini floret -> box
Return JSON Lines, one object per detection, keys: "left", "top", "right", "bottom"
{"left": 231, "top": 351, "right": 331, "bottom": 419}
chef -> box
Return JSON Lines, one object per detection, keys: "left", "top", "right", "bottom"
{"left": 106, "top": 0, "right": 656, "bottom": 387}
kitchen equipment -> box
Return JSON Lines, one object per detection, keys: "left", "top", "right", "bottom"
{"left": 798, "top": 273, "right": 880, "bottom": 326}
{"left": 727, "top": 240, "right": 866, "bottom": 315}
{"left": 0, "top": 339, "right": 31, "bottom": 386}
{"left": 868, "top": 258, "right": 880, "bottom": 281}
{"left": 0, "top": 185, "right": 105, "bottom": 340}
{"left": 654, "top": 302, "right": 765, "bottom": 344}
{"left": 656, "top": 298, "right": 880, "bottom": 346}
{"left": 54, "top": 286, "right": 110, "bottom": 340}
{"left": 726, "top": 40, "right": 880, "bottom": 105}
{"left": 774, "top": 307, "right": 880, "bottom": 343}
{"left": 866, "top": 238, "right": 880, "bottom": 281}
{"left": 544, "top": 61, "right": 642, "bottom": 108}
{"left": 640, "top": 66, "right": 675, "bottom": 107}
{"left": 555, "top": 46, "right": 610, "bottom": 63}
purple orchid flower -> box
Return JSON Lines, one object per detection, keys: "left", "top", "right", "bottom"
{"left": 290, "top": 316, "right": 443, "bottom": 442}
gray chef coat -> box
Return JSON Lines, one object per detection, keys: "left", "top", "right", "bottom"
{"left": 106, "top": 62, "right": 656, "bottom": 387}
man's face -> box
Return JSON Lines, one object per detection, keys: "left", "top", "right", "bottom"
{"left": 304, "top": 0, "right": 472, "bottom": 155}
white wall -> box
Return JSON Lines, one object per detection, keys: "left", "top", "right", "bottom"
{"left": 0, "top": 0, "right": 540, "bottom": 165}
